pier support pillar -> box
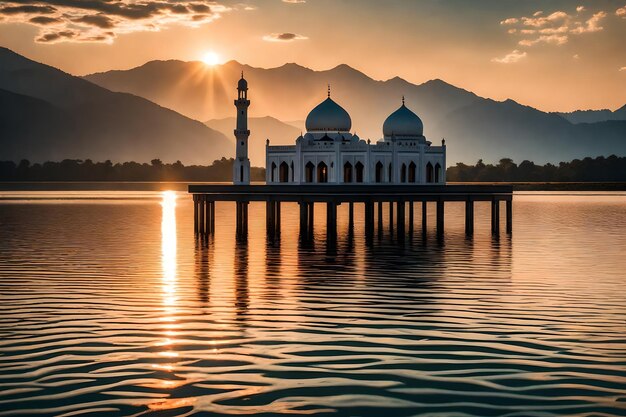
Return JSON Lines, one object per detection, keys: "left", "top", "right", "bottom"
{"left": 365, "top": 201, "right": 375, "bottom": 240}
{"left": 506, "top": 199, "right": 512, "bottom": 234}
{"left": 436, "top": 199, "right": 444, "bottom": 235}
{"left": 193, "top": 195, "right": 198, "bottom": 234}
{"left": 236, "top": 201, "right": 248, "bottom": 239}
{"left": 397, "top": 200, "right": 405, "bottom": 239}
{"left": 199, "top": 196, "right": 206, "bottom": 235}
{"left": 204, "top": 199, "right": 212, "bottom": 235}
{"left": 408, "top": 201, "right": 414, "bottom": 234}
{"left": 299, "top": 202, "right": 308, "bottom": 240}
{"left": 465, "top": 199, "right": 474, "bottom": 235}
{"left": 307, "top": 202, "right": 314, "bottom": 235}
{"left": 422, "top": 201, "right": 428, "bottom": 233}
{"left": 491, "top": 200, "right": 500, "bottom": 234}
{"left": 326, "top": 201, "right": 337, "bottom": 241}
{"left": 348, "top": 202, "right": 354, "bottom": 229}
{"left": 389, "top": 201, "right": 394, "bottom": 236}
{"left": 377, "top": 201, "right": 383, "bottom": 235}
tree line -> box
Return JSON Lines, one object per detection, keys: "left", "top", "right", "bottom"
{"left": 0, "top": 158, "right": 266, "bottom": 182}
{"left": 0, "top": 155, "right": 624, "bottom": 182}
{"left": 446, "top": 155, "right": 626, "bottom": 182}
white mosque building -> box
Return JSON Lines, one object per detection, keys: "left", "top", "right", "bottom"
{"left": 233, "top": 75, "right": 446, "bottom": 186}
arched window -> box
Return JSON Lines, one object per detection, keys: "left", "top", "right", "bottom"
{"left": 426, "top": 162, "right": 434, "bottom": 183}
{"left": 279, "top": 161, "right": 289, "bottom": 183}
{"left": 271, "top": 162, "right": 277, "bottom": 182}
{"left": 240, "top": 165, "right": 244, "bottom": 183}
{"left": 305, "top": 161, "right": 315, "bottom": 183}
{"left": 388, "top": 163, "right": 393, "bottom": 183}
{"left": 343, "top": 161, "right": 353, "bottom": 183}
{"left": 290, "top": 161, "right": 294, "bottom": 182}
{"left": 317, "top": 161, "right": 328, "bottom": 183}
{"left": 435, "top": 163, "right": 441, "bottom": 183}
{"left": 375, "top": 161, "right": 383, "bottom": 183}
{"left": 401, "top": 163, "right": 407, "bottom": 183}
{"left": 355, "top": 161, "right": 364, "bottom": 183}
{"left": 408, "top": 162, "right": 416, "bottom": 183}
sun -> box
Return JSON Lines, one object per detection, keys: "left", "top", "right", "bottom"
{"left": 201, "top": 51, "right": 220, "bottom": 66}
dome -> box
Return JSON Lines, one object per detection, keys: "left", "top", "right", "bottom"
{"left": 238, "top": 74, "right": 247, "bottom": 90}
{"left": 382, "top": 102, "right": 423, "bottom": 138}
{"left": 305, "top": 97, "right": 352, "bottom": 132}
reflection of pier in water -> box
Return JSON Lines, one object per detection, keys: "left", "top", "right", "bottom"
{"left": 190, "top": 184, "right": 513, "bottom": 241}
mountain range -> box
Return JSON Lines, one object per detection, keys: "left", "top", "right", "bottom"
{"left": 0, "top": 47, "right": 231, "bottom": 164}
{"left": 1, "top": 46, "right": 623, "bottom": 167}
{"left": 85, "top": 59, "right": 626, "bottom": 165}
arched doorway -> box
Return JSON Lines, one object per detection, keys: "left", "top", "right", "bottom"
{"left": 317, "top": 161, "right": 328, "bottom": 183}
{"left": 401, "top": 163, "right": 407, "bottom": 183}
{"left": 305, "top": 161, "right": 315, "bottom": 183}
{"left": 435, "top": 163, "right": 441, "bottom": 183}
{"left": 408, "top": 162, "right": 416, "bottom": 183}
{"left": 271, "top": 162, "right": 277, "bottom": 182}
{"left": 375, "top": 161, "right": 383, "bottom": 183}
{"left": 388, "top": 163, "right": 393, "bottom": 183}
{"left": 290, "top": 161, "right": 294, "bottom": 182}
{"left": 426, "top": 162, "right": 434, "bottom": 183}
{"left": 343, "top": 162, "right": 353, "bottom": 183}
{"left": 279, "top": 161, "right": 289, "bottom": 183}
{"left": 355, "top": 161, "right": 364, "bottom": 183}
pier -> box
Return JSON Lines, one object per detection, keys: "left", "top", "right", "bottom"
{"left": 190, "top": 184, "right": 513, "bottom": 240}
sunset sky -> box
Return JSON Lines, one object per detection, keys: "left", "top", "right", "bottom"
{"left": 1, "top": 0, "right": 625, "bottom": 112}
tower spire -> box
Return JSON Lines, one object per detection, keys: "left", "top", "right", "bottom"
{"left": 328, "top": 83, "right": 331, "bottom": 98}
{"left": 402, "top": 95, "right": 405, "bottom": 105}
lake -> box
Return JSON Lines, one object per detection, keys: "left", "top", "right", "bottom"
{"left": 1, "top": 186, "right": 626, "bottom": 416}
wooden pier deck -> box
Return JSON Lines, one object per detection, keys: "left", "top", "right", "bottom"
{"left": 189, "top": 184, "right": 513, "bottom": 240}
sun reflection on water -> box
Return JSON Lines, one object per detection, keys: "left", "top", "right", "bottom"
{"left": 159, "top": 191, "right": 179, "bottom": 364}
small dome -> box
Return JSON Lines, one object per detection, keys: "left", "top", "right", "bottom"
{"left": 383, "top": 102, "right": 423, "bottom": 138}
{"left": 305, "top": 97, "right": 352, "bottom": 132}
{"left": 238, "top": 74, "right": 247, "bottom": 90}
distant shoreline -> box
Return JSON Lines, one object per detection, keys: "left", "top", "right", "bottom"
{"left": 0, "top": 181, "right": 625, "bottom": 192}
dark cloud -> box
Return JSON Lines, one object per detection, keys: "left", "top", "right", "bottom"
{"left": 0, "top": 5, "right": 56, "bottom": 15}
{"left": 36, "top": 29, "right": 76, "bottom": 42}
{"left": 72, "top": 14, "right": 114, "bottom": 29}
{"left": 29, "top": 15, "right": 61, "bottom": 25}
{"left": 263, "top": 32, "right": 308, "bottom": 42}
{"left": 0, "top": 1, "right": 229, "bottom": 43}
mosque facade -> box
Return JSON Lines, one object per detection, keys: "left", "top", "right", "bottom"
{"left": 233, "top": 75, "right": 446, "bottom": 185}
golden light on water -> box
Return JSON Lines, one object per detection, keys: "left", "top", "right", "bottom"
{"left": 160, "top": 191, "right": 178, "bottom": 366}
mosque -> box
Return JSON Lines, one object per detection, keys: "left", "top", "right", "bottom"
{"left": 233, "top": 75, "right": 446, "bottom": 185}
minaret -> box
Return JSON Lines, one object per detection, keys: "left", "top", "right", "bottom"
{"left": 233, "top": 72, "right": 250, "bottom": 185}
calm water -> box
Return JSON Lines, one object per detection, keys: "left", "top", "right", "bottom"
{"left": 1, "top": 188, "right": 626, "bottom": 417}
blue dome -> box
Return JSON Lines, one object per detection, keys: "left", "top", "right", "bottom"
{"left": 238, "top": 76, "right": 247, "bottom": 90}
{"left": 383, "top": 103, "right": 423, "bottom": 137}
{"left": 305, "top": 97, "right": 351, "bottom": 132}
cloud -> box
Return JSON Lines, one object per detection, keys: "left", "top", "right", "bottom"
{"left": 282, "top": 0, "right": 306, "bottom": 3}
{"left": 570, "top": 11, "right": 606, "bottom": 33}
{"left": 263, "top": 32, "right": 307, "bottom": 42}
{"left": 620, "top": 67, "right": 626, "bottom": 72}
{"left": 500, "top": 6, "right": 609, "bottom": 49}
{"left": 519, "top": 34, "right": 568, "bottom": 46}
{"left": 0, "top": 1, "right": 231, "bottom": 43}
{"left": 617, "top": 5, "right": 626, "bottom": 17}
{"left": 492, "top": 49, "right": 527, "bottom": 64}
{"left": 573, "top": 54, "right": 580, "bottom": 59}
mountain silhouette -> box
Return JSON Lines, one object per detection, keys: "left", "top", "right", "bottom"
{"left": 559, "top": 105, "right": 626, "bottom": 124}
{"left": 0, "top": 48, "right": 231, "bottom": 164}
{"left": 85, "top": 60, "right": 626, "bottom": 164}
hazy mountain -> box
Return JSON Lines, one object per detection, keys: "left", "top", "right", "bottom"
{"left": 205, "top": 116, "right": 300, "bottom": 166}
{"left": 85, "top": 60, "right": 626, "bottom": 164}
{"left": 558, "top": 105, "right": 626, "bottom": 124}
{"left": 0, "top": 47, "right": 231, "bottom": 164}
